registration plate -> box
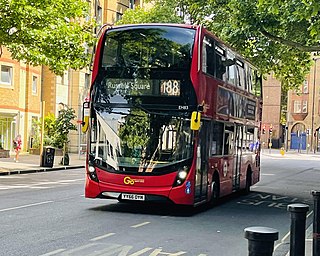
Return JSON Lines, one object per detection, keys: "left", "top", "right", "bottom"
{"left": 121, "top": 193, "right": 145, "bottom": 201}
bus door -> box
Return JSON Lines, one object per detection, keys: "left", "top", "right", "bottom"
{"left": 233, "top": 124, "right": 243, "bottom": 191}
{"left": 194, "top": 121, "right": 210, "bottom": 203}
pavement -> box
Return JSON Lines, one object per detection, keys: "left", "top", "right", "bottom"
{"left": 0, "top": 151, "right": 85, "bottom": 175}
{"left": 0, "top": 148, "right": 317, "bottom": 255}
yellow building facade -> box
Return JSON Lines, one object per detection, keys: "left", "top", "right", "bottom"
{"left": 0, "top": 47, "right": 41, "bottom": 153}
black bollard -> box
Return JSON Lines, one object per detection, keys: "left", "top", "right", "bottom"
{"left": 244, "top": 226, "right": 279, "bottom": 256}
{"left": 287, "top": 203, "right": 310, "bottom": 256}
{"left": 312, "top": 191, "right": 320, "bottom": 256}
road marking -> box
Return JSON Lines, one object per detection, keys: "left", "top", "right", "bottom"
{"left": 0, "top": 175, "right": 24, "bottom": 179}
{"left": 90, "top": 233, "right": 115, "bottom": 241}
{"left": 0, "top": 201, "right": 54, "bottom": 212}
{"left": 0, "top": 178, "right": 83, "bottom": 190}
{"left": 40, "top": 242, "right": 207, "bottom": 256}
{"left": 261, "top": 173, "right": 275, "bottom": 176}
{"left": 131, "top": 222, "right": 150, "bottom": 228}
{"left": 39, "top": 249, "right": 66, "bottom": 256}
{"left": 60, "top": 243, "right": 99, "bottom": 255}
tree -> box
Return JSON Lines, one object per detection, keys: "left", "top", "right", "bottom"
{"left": 116, "top": 3, "right": 183, "bottom": 25}
{"left": 53, "top": 106, "right": 77, "bottom": 149}
{"left": 44, "top": 113, "right": 56, "bottom": 146}
{"left": 0, "top": 0, "right": 95, "bottom": 75}
{"left": 150, "top": 0, "right": 320, "bottom": 90}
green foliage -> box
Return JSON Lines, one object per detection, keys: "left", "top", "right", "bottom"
{"left": 44, "top": 113, "right": 56, "bottom": 146}
{"left": 53, "top": 106, "right": 77, "bottom": 149}
{"left": 116, "top": 4, "right": 183, "bottom": 25}
{"left": 30, "top": 108, "right": 77, "bottom": 149}
{"left": 31, "top": 118, "right": 41, "bottom": 149}
{"left": 0, "top": 0, "right": 96, "bottom": 75}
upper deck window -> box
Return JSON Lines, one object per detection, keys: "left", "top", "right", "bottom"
{"left": 202, "top": 36, "right": 215, "bottom": 76}
{"left": 101, "top": 26, "right": 195, "bottom": 71}
{"left": 236, "top": 60, "right": 245, "bottom": 89}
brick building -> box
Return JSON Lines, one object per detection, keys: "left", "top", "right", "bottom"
{"left": 286, "top": 54, "right": 320, "bottom": 152}
{"left": 261, "top": 74, "right": 282, "bottom": 149}
{"left": 261, "top": 54, "right": 320, "bottom": 152}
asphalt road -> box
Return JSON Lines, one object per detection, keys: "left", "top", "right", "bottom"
{"left": 0, "top": 154, "right": 318, "bottom": 256}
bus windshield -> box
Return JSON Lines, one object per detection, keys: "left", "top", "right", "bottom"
{"left": 89, "top": 107, "right": 194, "bottom": 174}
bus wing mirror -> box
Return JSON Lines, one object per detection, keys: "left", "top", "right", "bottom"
{"left": 190, "top": 111, "right": 201, "bottom": 130}
{"left": 81, "top": 101, "right": 90, "bottom": 133}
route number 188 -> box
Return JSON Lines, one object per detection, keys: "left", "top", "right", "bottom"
{"left": 160, "top": 80, "right": 180, "bottom": 96}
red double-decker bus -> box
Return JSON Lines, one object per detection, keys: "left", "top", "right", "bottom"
{"left": 82, "top": 23, "right": 262, "bottom": 206}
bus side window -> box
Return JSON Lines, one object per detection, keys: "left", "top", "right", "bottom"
{"left": 202, "top": 36, "right": 215, "bottom": 76}
{"left": 247, "top": 66, "right": 253, "bottom": 93}
{"left": 211, "top": 122, "right": 224, "bottom": 156}
{"left": 227, "top": 52, "right": 236, "bottom": 86}
{"left": 252, "top": 70, "right": 262, "bottom": 97}
{"left": 223, "top": 133, "right": 228, "bottom": 155}
{"left": 215, "top": 44, "right": 227, "bottom": 81}
{"left": 224, "top": 125, "right": 234, "bottom": 155}
{"left": 236, "top": 60, "right": 245, "bottom": 90}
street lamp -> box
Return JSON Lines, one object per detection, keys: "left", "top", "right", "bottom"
{"left": 311, "top": 58, "right": 320, "bottom": 153}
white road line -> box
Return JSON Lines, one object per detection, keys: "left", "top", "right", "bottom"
{"left": 307, "top": 210, "right": 313, "bottom": 218}
{"left": 261, "top": 173, "right": 275, "bottom": 176}
{"left": 90, "top": 233, "right": 116, "bottom": 241}
{"left": 0, "top": 179, "right": 83, "bottom": 190}
{"left": 0, "top": 201, "right": 54, "bottom": 212}
{"left": 39, "top": 249, "right": 66, "bottom": 256}
{"left": 0, "top": 175, "right": 24, "bottom": 179}
{"left": 60, "top": 243, "right": 101, "bottom": 256}
{"left": 27, "top": 186, "right": 51, "bottom": 189}
{"left": 131, "top": 222, "right": 150, "bottom": 228}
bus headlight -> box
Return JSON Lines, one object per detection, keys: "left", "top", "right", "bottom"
{"left": 88, "top": 165, "right": 99, "bottom": 182}
{"left": 178, "top": 170, "right": 188, "bottom": 180}
{"left": 173, "top": 167, "right": 189, "bottom": 187}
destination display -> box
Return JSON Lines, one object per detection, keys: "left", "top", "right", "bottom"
{"left": 105, "top": 78, "right": 181, "bottom": 97}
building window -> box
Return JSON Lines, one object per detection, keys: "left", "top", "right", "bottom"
{"left": 302, "top": 100, "right": 308, "bottom": 113}
{"left": 32, "top": 76, "right": 38, "bottom": 95}
{"left": 293, "top": 100, "right": 301, "bottom": 113}
{"left": 116, "top": 12, "right": 122, "bottom": 21}
{"left": 85, "top": 73, "right": 90, "bottom": 90}
{"left": 0, "top": 65, "right": 13, "bottom": 86}
{"left": 303, "top": 80, "right": 308, "bottom": 93}
{"left": 97, "top": 6, "right": 102, "bottom": 24}
{"left": 129, "top": 0, "right": 134, "bottom": 9}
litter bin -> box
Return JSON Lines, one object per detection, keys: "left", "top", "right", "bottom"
{"left": 40, "top": 147, "right": 55, "bottom": 168}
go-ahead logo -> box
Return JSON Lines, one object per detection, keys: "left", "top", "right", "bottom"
{"left": 124, "top": 176, "right": 145, "bottom": 185}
